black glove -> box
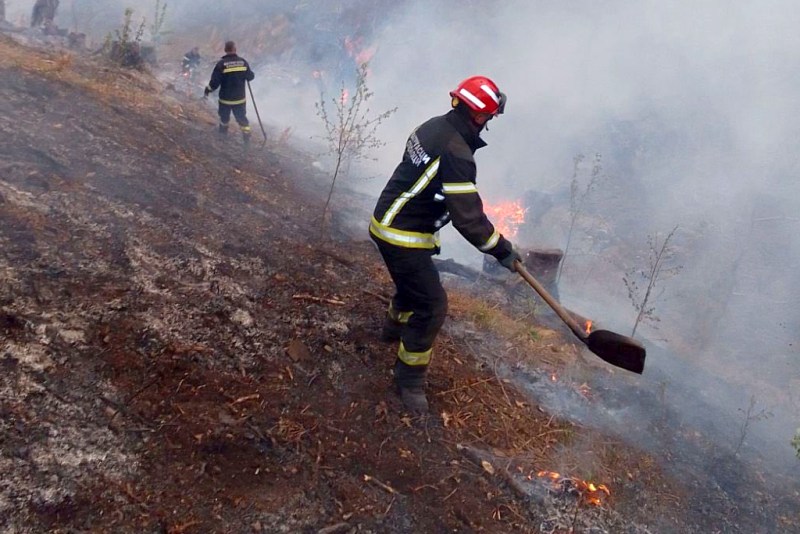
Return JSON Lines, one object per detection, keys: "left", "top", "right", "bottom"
{"left": 203, "top": 87, "right": 211, "bottom": 98}
{"left": 498, "top": 246, "right": 522, "bottom": 272}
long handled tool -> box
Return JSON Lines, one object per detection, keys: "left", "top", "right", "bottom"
{"left": 247, "top": 81, "right": 268, "bottom": 148}
{"left": 514, "top": 260, "right": 646, "bottom": 374}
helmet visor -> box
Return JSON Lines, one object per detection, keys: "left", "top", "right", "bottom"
{"left": 497, "top": 91, "right": 507, "bottom": 115}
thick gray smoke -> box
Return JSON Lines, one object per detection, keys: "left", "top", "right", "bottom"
{"left": 16, "top": 0, "right": 798, "bottom": 491}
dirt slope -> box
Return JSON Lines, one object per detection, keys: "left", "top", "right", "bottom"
{"left": 0, "top": 36, "right": 674, "bottom": 533}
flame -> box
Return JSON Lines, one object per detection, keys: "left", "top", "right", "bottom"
{"left": 536, "top": 470, "right": 610, "bottom": 507}
{"left": 550, "top": 373, "right": 557, "bottom": 382}
{"left": 585, "top": 320, "right": 593, "bottom": 334}
{"left": 537, "top": 470, "right": 561, "bottom": 479}
{"left": 485, "top": 200, "right": 527, "bottom": 239}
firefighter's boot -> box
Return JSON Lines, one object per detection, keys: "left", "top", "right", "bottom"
{"left": 393, "top": 359, "right": 429, "bottom": 414}
{"left": 399, "top": 385, "right": 428, "bottom": 413}
{"left": 218, "top": 123, "right": 229, "bottom": 136}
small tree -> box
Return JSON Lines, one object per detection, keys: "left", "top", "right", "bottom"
{"left": 104, "top": 8, "right": 146, "bottom": 68}
{"left": 623, "top": 225, "right": 683, "bottom": 337}
{"left": 733, "top": 395, "right": 772, "bottom": 455}
{"left": 556, "top": 153, "right": 604, "bottom": 284}
{"left": 793, "top": 428, "right": 800, "bottom": 459}
{"left": 315, "top": 62, "right": 397, "bottom": 235}
{"left": 149, "top": 0, "right": 170, "bottom": 45}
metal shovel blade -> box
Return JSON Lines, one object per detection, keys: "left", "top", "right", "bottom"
{"left": 514, "top": 261, "right": 646, "bottom": 374}
{"left": 586, "top": 329, "right": 646, "bottom": 374}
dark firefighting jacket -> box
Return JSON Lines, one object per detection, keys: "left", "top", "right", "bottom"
{"left": 370, "top": 109, "right": 513, "bottom": 260}
{"left": 182, "top": 50, "right": 201, "bottom": 70}
{"left": 206, "top": 53, "right": 254, "bottom": 105}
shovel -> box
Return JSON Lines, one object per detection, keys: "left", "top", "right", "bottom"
{"left": 247, "top": 80, "right": 268, "bottom": 149}
{"left": 514, "top": 260, "right": 646, "bottom": 374}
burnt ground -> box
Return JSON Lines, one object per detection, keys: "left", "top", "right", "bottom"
{"left": 0, "top": 35, "right": 786, "bottom": 534}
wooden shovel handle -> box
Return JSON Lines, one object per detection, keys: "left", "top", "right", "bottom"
{"left": 514, "top": 260, "right": 588, "bottom": 341}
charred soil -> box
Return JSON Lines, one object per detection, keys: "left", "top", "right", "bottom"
{"left": 0, "top": 36, "right": 692, "bottom": 533}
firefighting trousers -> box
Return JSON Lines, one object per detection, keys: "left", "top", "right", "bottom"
{"left": 373, "top": 237, "right": 447, "bottom": 388}
{"left": 218, "top": 102, "right": 251, "bottom": 135}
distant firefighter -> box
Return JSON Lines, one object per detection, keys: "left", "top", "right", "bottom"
{"left": 31, "top": 0, "right": 59, "bottom": 28}
{"left": 204, "top": 41, "right": 255, "bottom": 145}
{"left": 182, "top": 47, "right": 202, "bottom": 74}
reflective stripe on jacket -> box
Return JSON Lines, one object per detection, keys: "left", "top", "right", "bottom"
{"left": 371, "top": 108, "right": 512, "bottom": 259}
{"left": 206, "top": 53, "right": 254, "bottom": 105}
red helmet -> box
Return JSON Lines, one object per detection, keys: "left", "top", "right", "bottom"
{"left": 450, "top": 76, "right": 506, "bottom": 115}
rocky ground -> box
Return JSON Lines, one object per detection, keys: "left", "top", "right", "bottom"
{"left": 0, "top": 33, "right": 778, "bottom": 533}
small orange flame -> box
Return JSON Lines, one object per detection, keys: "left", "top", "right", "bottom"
{"left": 585, "top": 320, "right": 593, "bottom": 334}
{"left": 536, "top": 470, "right": 610, "bottom": 507}
{"left": 550, "top": 373, "right": 557, "bottom": 382}
{"left": 485, "top": 200, "right": 527, "bottom": 239}
{"left": 537, "top": 470, "right": 561, "bottom": 479}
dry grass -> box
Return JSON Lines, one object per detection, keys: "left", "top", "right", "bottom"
{"left": 448, "top": 291, "right": 563, "bottom": 357}
{"left": 0, "top": 36, "right": 183, "bottom": 116}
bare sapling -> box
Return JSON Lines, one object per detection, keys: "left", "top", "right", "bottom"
{"left": 315, "top": 62, "right": 397, "bottom": 236}
{"left": 623, "top": 225, "right": 683, "bottom": 337}
{"left": 103, "top": 8, "right": 146, "bottom": 68}
{"left": 150, "top": 0, "right": 170, "bottom": 46}
{"left": 734, "top": 394, "right": 773, "bottom": 455}
{"left": 556, "top": 153, "right": 604, "bottom": 285}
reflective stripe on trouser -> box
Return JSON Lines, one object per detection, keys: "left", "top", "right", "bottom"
{"left": 387, "top": 301, "right": 413, "bottom": 324}
{"left": 372, "top": 236, "right": 447, "bottom": 384}
{"left": 398, "top": 341, "right": 431, "bottom": 365}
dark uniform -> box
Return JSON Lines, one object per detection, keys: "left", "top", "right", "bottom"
{"left": 205, "top": 53, "right": 255, "bottom": 141}
{"left": 31, "top": 0, "right": 58, "bottom": 28}
{"left": 182, "top": 48, "right": 201, "bottom": 74}
{"left": 370, "top": 106, "right": 515, "bottom": 393}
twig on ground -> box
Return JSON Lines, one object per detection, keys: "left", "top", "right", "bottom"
{"left": 292, "top": 294, "right": 346, "bottom": 305}
{"left": 435, "top": 377, "right": 494, "bottom": 396}
{"left": 230, "top": 393, "right": 260, "bottom": 405}
{"left": 109, "top": 374, "right": 160, "bottom": 422}
{"left": 363, "top": 474, "right": 400, "bottom": 495}
{"left": 362, "top": 288, "right": 391, "bottom": 304}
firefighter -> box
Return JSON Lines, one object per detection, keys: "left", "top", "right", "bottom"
{"left": 31, "top": 0, "right": 58, "bottom": 28}
{"left": 181, "top": 46, "right": 202, "bottom": 77}
{"left": 204, "top": 41, "right": 255, "bottom": 144}
{"left": 370, "top": 76, "right": 522, "bottom": 413}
